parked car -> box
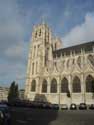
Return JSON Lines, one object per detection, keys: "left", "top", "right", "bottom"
{"left": 0, "top": 104, "right": 11, "bottom": 125}
{"left": 79, "top": 103, "right": 87, "bottom": 110}
{"left": 89, "top": 104, "right": 94, "bottom": 110}
{"left": 61, "top": 104, "right": 68, "bottom": 110}
{"left": 52, "top": 104, "right": 59, "bottom": 110}
{"left": 42, "top": 102, "right": 52, "bottom": 109}
{"left": 70, "top": 103, "right": 77, "bottom": 110}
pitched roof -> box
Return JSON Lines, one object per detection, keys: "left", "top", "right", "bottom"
{"left": 53, "top": 41, "right": 94, "bottom": 57}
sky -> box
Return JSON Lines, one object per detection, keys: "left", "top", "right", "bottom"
{"left": 0, "top": 0, "right": 94, "bottom": 89}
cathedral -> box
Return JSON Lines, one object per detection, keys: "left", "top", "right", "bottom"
{"left": 25, "top": 23, "right": 94, "bottom": 106}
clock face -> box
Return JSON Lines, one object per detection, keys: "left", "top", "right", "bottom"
{"left": 77, "top": 56, "right": 81, "bottom": 68}
{"left": 88, "top": 55, "right": 94, "bottom": 66}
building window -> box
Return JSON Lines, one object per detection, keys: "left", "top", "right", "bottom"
{"left": 39, "top": 29, "right": 41, "bottom": 36}
{"left": 86, "top": 75, "right": 94, "bottom": 92}
{"left": 72, "top": 76, "right": 81, "bottom": 93}
{"left": 50, "top": 78, "right": 57, "bottom": 93}
{"left": 33, "top": 46, "right": 36, "bottom": 57}
{"left": 61, "top": 77, "right": 69, "bottom": 93}
{"left": 67, "top": 59, "right": 70, "bottom": 68}
{"left": 55, "top": 43, "right": 57, "bottom": 50}
{"left": 31, "top": 80, "right": 36, "bottom": 92}
{"left": 36, "top": 62, "right": 38, "bottom": 74}
{"left": 35, "top": 31, "right": 37, "bottom": 38}
{"left": 42, "top": 79, "right": 47, "bottom": 93}
{"left": 32, "top": 63, "right": 34, "bottom": 75}
{"left": 77, "top": 56, "right": 81, "bottom": 68}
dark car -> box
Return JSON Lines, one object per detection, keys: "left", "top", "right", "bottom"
{"left": 52, "top": 104, "right": 59, "bottom": 110}
{"left": 89, "top": 104, "right": 94, "bottom": 110}
{"left": 79, "top": 103, "right": 87, "bottom": 110}
{"left": 0, "top": 104, "right": 11, "bottom": 125}
{"left": 41, "top": 102, "right": 51, "bottom": 109}
{"left": 70, "top": 103, "right": 77, "bottom": 110}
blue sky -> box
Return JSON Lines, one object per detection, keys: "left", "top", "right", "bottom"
{"left": 0, "top": 0, "right": 94, "bottom": 89}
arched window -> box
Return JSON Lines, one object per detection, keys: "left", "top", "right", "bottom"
{"left": 77, "top": 56, "right": 81, "bottom": 68}
{"left": 39, "top": 29, "right": 41, "bottom": 36}
{"left": 86, "top": 75, "right": 94, "bottom": 92}
{"left": 35, "top": 31, "right": 37, "bottom": 38}
{"left": 42, "top": 79, "right": 47, "bottom": 93}
{"left": 50, "top": 78, "right": 57, "bottom": 93}
{"left": 67, "top": 59, "right": 70, "bottom": 68}
{"left": 72, "top": 76, "right": 81, "bottom": 93}
{"left": 61, "top": 77, "right": 69, "bottom": 93}
{"left": 31, "top": 80, "right": 36, "bottom": 92}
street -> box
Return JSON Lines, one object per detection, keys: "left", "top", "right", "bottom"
{"left": 10, "top": 107, "right": 94, "bottom": 125}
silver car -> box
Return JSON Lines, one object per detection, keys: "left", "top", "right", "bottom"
{"left": 61, "top": 104, "right": 68, "bottom": 110}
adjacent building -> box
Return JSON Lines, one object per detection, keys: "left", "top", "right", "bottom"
{"left": 25, "top": 23, "right": 94, "bottom": 106}
{"left": 19, "top": 89, "right": 25, "bottom": 100}
{"left": 0, "top": 86, "right": 9, "bottom": 101}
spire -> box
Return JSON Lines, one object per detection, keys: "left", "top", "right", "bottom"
{"left": 41, "top": 15, "right": 46, "bottom": 25}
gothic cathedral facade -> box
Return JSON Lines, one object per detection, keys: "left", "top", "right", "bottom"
{"left": 25, "top": 23, "right": 94, "bottom": 106}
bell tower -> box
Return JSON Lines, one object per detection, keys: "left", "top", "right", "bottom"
{"left": 25, "top": 23, "right": 53, "bottom": 99}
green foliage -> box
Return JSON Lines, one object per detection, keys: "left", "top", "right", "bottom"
{"left": 8, "top": 81, "right": 19, "bottom": 103}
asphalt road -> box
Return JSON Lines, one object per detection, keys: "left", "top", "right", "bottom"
{"left": 10, "top": 107, "right": 94, "bottom": 125}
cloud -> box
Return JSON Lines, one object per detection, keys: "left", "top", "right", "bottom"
{"left": 0, "top": 0, "right": 29, "bottom": 88}
{"left": 0, "top": 0, "right": 25, "bottom": 60}
{"left": 63, "top": 13, "right": 94, "bottom": 47}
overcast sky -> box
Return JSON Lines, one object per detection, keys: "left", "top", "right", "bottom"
{"left": 0, "top": 0, "right": 94, "bottom": 89}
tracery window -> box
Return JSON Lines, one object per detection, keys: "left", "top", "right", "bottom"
{"left": 31, "top": 80, "right": 36, "bottom": 92}
{"left": 67, "top": 59, "right": 70, "bottom": 68}
{"left": 72, "top": 76, "right": 81, "bottom": 93}
{"left": 77, "top": 56, "right": 81, "bottom": 68}
{"left": 39, "top": 29, "right": 41, "bottom": 36}
{"left": 35, "top": 31, "right": 37, "bottom": 38}
{"left": 42, "top": 79, "right": 47, "bottom": 93}
{"left": 86, "top": 75, "right": 94, "bottom": 92}
{"left": 50, "top": 78, "right": 57, "bottom": 93}
{"left": 61, "top": 77, "right": 69, "bottom": 93}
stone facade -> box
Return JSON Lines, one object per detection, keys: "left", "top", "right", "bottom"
{"left": 0, "top": 86, "right": 9, "bottom": 101}
{"left": 19, "top": 89, "right": 25, "bottom": 100}
{"left": 25, "top": 23, "right": 94, "bottom": 106}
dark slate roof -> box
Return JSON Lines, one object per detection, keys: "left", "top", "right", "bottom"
{"left": 53, "top": 41, "right": 94, "bottom": 58}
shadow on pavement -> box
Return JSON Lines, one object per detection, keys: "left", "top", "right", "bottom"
{"left": 11, "top": 94, "right": 58, "bottom": 125}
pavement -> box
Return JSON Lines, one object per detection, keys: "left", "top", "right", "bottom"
{"left": 10, "top": 107, "right": 94, "bottom": 125}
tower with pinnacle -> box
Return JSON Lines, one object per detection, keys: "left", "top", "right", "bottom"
{"left": 25, "top": 23, "right": 53, "bottom": 100}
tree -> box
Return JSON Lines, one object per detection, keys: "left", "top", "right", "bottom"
{"left": 8, "top": 81, "right": 19, "bottom": 103}
{"left": 15, "top": 84, "right": 19, "bottom": 99}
